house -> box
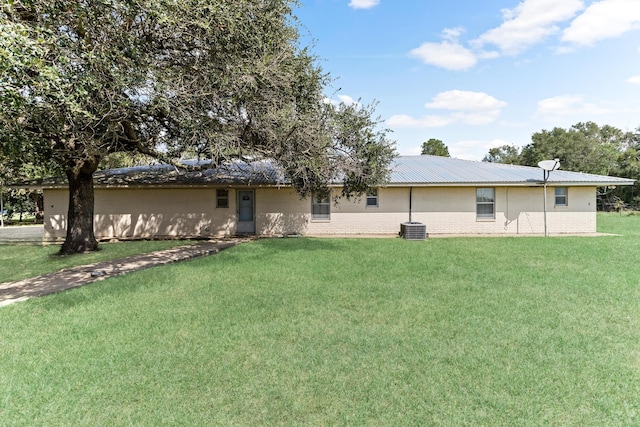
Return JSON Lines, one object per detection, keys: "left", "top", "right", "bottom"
{"left": 33, "top": 155, "right": 634, "bottom": 242}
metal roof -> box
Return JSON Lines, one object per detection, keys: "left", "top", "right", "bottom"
{"left": 389, "top": 156, "right": 635, "bottom": 187}
{"left": 15, "top": 155, "right": 635, "bottom": 189}
{"left": 92, "top": 159, "right": 286, "bottom": 187}
{"left": 21, "top": 159, "right": 286, "bottom": 189}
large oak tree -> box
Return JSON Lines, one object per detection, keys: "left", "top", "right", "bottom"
{"left": 0, "top": 0, "right": 395, "bottom": 253}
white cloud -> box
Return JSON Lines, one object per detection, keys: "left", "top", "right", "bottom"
{"left": 338, "top": 95, "right": 358, "bottom": 105}
{"left": 472, "top": 0, "right": 584, "bottom": 55}
{"left": 387, "top": 114, "right": 454, "bottom": 129}
{"left": 535, "top": 95, "right": 610, "bottom": 118}
{"left": 323, "top": 95, "right": 360, "bottom": 107}
{"left": 449, "top": 139, "right": 513, "bottom": 161}
{"left": 409, "top": 27, "right": 477, "bottom": 71}
{"left": 388, "top": 90, "right": 507, "bottom": 129}
{"left": 348, "top": 0, "right": 379, "bottom": 9}
{"left": 450, "top": 111, "right": 502, "bottom": 126}
{"left": 442, "top": 27, "right": 465, "bottom": 42}
{"left": 410, "top": 1, "right": 585, "bottom": 69}
{"left": 408, "top": 0, "right": 640, "bottom": 70}
{"left": 628, "top": 75, "right": 640, "bottom": 84}
{"left": 562, "top": 0, "right": 640, "bottom": 45}
{"left": 425, "top": 90, "right": 507, "bottom": 111}
{"left": 409, "top": 42, "right": 477, "bottom": 71}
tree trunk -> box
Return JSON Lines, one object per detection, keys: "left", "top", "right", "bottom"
{"left": 60, "top": 161, "right": 99, "bottom": 254}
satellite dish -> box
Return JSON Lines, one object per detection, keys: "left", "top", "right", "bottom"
{"left": 538, "top": 159, "right": 560, "bottom": 171}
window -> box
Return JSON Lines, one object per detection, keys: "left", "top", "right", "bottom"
{"left": 216, "top": 189, "right": 229, "bottom": 208}
{"left": 476, "top": 188, "right": 495, "bottom": 219}
{"left": 312, "top": 193, "right": 330, "bottom": 220}
{"left": 555, "top": 187, "right": 568, "bottom": 206}
{"left": 366, "top": 188, "right": 379, "bottom": 207}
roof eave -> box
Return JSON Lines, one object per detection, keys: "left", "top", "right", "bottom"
{"left": 385, "top": 180, "right": 635, "bottom": 187}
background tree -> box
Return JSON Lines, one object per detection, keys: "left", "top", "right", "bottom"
{"left": 503, "top": 121, "right": 636, "bottom": 210}
{"left": 482, "top": 145, "right": 521, "bottom": 164}
{"left": 0, "top": 149, "right": 53, "bottom": 223}
{"left": 611, "top": 127, "right": 640, "bottom": 209}
{"left": 420, "top": 138, "right": 450, "bottom": 157}
{"left": 2, "top": 189, "right": 36, "bottom": 223}
{"left": 0, "top": 0, "right": 395, "bottom": 253}
{"left": 520, "top": 122, "right": 624, "bottom": 175}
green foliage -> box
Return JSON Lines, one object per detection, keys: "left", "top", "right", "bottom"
{"left": 329, "top": 101, "right": 396, "bottom": 198}
{"left": 0, "top": 0, "right": 395, "bottom": 252}
{"left": 0, "top": 0, "right": 394, "bottom": 192}
{"left": 482, "top": 144, "right": 521, "bottom": 164}
{"left": 1, "top": 220, "right": 640, "bottom": 425}
{"left": 98, "top": 152, "right": 157, "bottom": 171}
{"left": 483, "top": 123, "right": 640, "bottom": 209}
{"left": 483, "top": 122, "right": 634, "bottom": 175}
{"left": 1, "top": 188, "right": 35, "bottom": 222}
{"left": 520, "top": 122, "right": 625, "bottom": 175}
{"left": 420, "top": 138, "right": 449, "bottom": 156}
{"left": 0, "top": 154, "right": 51, "bottom": 224}
{"left": 611, "top": 127, "right": 640, "bottom": 208}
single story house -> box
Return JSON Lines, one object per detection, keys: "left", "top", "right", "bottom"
{"left": 31, "top": 155, "right": 634, "bottom": 241}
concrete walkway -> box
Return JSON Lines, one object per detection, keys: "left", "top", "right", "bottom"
{"left": 0, "top": 239, "right": 248, "bottom": 307}
{"left": 0, "top": 224, "right": 44, "bottom": 243}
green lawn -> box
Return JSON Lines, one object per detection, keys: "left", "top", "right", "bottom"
{"left": 1, "top": 213, "right": 639, "bottom": 425}
{"left": 0, "top": 240, "right": 194, "bottom": 283}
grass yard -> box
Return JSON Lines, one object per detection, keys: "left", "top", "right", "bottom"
{"left": 1, "top": 213, "right": 639, "bottom": 425}
{"left": 0, "top": 240, "right": 194, "bottom": 283}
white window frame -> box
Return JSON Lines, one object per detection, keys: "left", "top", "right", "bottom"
{"left": 476, "top": 187, "right": 495, "bottom": 220}
{"left": 312, "top": 193, "right": 330, "bottom": 220}
{"left": 366, "top": 188, "right": 379, "bottom": 208}
{"left": 555, "top": 187, "right": 568, "bottom": 206}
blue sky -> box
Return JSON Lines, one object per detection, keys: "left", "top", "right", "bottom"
{"left": 294, "top": 0, "right": 640, "bottom": 160}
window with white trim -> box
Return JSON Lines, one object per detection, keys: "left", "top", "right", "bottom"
{"left": 216, "top": 189, "right": 229, "bottom": 208}
{"left": 555, "top": 187, "right": 568, "bottom": 206}
{"left": 312, "top": 193, "right": 330, "bottom": 220}
{"left": 366, "top": 188, "right": 379, "bottom": 207}
{"left": 476, "top": 188, "right": 495, "bottom": 219}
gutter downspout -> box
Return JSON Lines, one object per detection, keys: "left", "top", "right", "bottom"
{"left": 409, "top": 186, "right": 413, "bottom": 223}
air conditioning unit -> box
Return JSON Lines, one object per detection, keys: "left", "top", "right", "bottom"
{"left": 400, "top": 222, "right": 427, "bottom": 240}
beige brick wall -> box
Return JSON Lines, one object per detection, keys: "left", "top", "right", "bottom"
{"left": 404, "top": 186, "right": 596, "bottom": 234}
{"left": 255, "top": 188, "right": 308, "bottom": 235}
{"left": 294, "top": 186, "right": 596, "bottom": 236}
{"left": 306, "top": 187, "right": 408, "bottom": 235}
{"left": 43, "top": 189, "right": 68, "bottom": 242}
{"left": 44, "top": 187, "right": 238, "bottom": 241}
{"left": 43, "top": 184, "right": 598, "bottom": 241}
